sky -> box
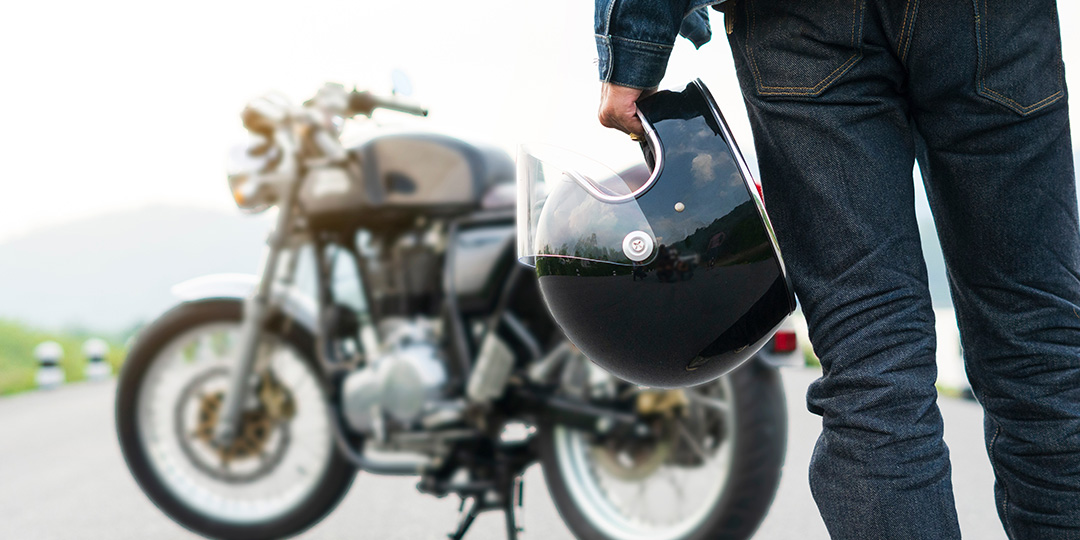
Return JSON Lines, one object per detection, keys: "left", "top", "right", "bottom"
{"left": 1, "top": 1, "right": 1080, "bottom": 242}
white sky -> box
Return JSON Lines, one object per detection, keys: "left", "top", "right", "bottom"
{"left": 1, "top": 1, "right": 1079, "bottom": 242}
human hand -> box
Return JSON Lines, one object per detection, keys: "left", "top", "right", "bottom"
{"left": 598, "top": 82, "right": 656, "bottom": 137}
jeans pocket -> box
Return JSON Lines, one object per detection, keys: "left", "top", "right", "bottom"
{"left": 741, "top": 0, "right": 865, "bottom": 99}
{"left": 974, "top": 0, "right": 1065, "bottom": 116}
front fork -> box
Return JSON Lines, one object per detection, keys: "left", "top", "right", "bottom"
{"left": 213, "top": 199, "right": 298, "bottom": 445}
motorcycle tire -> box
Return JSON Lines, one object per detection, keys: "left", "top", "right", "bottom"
{"left": 116, "top": 299, "right": 356, "bottom": 540}
{"left": 537, "top": 360, "right": 787, "bottom": 540}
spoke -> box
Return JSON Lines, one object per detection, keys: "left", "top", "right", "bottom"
{"left": 665, "top": 467, "right": 685, "bottom": 501}
{"left": 676, "top": 420, "right": 711, "bottom": 463}
{"left": 664, "top": 467, "right": 689, "bottom": 523}
{"left": 686, "top": 391, "right": 730, "bottom": 413}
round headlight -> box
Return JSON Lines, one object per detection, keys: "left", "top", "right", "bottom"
{"left": 225, "top": 138, "right": 280, "bottom": 212}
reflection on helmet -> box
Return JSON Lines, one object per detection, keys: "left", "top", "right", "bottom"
{"left": 519, "top": 80, "right": 795, "bottom": 388}
{"left": 534, "top": 174, "right": 655, "bottom": 266}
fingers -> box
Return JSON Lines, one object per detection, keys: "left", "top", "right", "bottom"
{"left": 598, "top": 83, "right": 655, "bottom": 136}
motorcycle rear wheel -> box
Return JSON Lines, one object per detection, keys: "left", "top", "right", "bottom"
{"left": 115, "top": 300, "right": 356, "bottom": 540}
{"left": 538, "top": 360, "right": 787, "bottom": 540}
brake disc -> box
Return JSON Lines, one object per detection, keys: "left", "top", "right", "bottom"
{"left": 175, "top": 367, "right": 293, "bottom": 483}
{"left": 193, "top": 392, "right": 275, "bottom": 462}
{"left": 589, "top": 421, "right": 679, "bottom": 481}
{"left": 586, "top": 389, "right": 688, "bottom": 482}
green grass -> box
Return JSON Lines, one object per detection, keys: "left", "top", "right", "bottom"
{"left": 0, "top": 320, "right": 129, "bottom": 396}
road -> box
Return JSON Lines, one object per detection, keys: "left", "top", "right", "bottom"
{"left": 0, "top": 368, "right": 1006, "bottom": 540}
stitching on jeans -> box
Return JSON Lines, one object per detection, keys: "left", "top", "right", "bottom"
{"left": 602, "top": 0, "right": 615, "bottom": 35}
{"left": 974, "top": 0, "right": 1065, "bottom": 115}
{"left": 896, "top": 0, "right": 913, "bottom": 58}
{"left": 745, "top": 0, "right": 863, "bottom": 96}
{"left": 608, "top": 35, "right": 674, "bottom": 49}
{"left": 898, "top": 0, "right": 920, "bottom": 63}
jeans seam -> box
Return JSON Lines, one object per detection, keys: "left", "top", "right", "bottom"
{"left": 987, "top": 419, "right": 1014, "bottom": 536}
{"left": 607, "top": 35, "right": 675, "bottom": 49}
{"left": 973, "top": 0, "right": 1065, "bottom": 115}
{"left": 744, "top": 0, "right": 864, "bottom": 96}
{"left": 897, "top": 0, "right": 920, "bottom": 63}
{"left": 600, "top": 0, "right": 615, "bottom": 35}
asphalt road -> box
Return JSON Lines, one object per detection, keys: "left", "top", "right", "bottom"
{"left": 0, "top": 368, "right": 1006, "bottom": 540}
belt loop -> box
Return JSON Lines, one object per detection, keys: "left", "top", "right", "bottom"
{"left": 721, "top": 0, "right": 738, "bottom": 35}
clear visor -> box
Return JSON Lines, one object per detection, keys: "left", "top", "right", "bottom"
{"left": 517, "top": 144, "right": 656, "bottom": 267}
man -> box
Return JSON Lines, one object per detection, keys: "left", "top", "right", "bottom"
{"left": 594, "top": 1, "right": 1080, "bottom": 539}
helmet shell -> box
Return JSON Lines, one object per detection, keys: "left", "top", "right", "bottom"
{"left": 520, "top": 80, "right": 795, "bottom": 388}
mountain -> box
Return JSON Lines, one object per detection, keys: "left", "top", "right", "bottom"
{"left": 0, "top": 206, "right": 273, "bottom": 332}
{"left": 0, "top": 176, "right": 1055, "bottom": 332}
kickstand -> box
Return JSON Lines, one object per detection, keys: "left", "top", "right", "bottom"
{"left": 448, "top": 496, "right": 482, "bottom": 540}
{"left": 447, "top": 474, "right": 525, "bottom": 540}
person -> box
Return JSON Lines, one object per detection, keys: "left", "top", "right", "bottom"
{"left": 593, "top": 1, "right": 1080, "bottom": 539}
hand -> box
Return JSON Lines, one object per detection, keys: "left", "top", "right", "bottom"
{"left": 598, "top": 82, "right": 656, "bottom": 137}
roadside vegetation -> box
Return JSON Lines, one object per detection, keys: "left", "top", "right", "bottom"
{"left": 0, "top": 320, "right": 130, "bottom": 395}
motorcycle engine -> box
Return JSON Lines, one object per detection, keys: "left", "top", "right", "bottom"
{"left": 341, "top": 318, "right": 449, "bottom": 433}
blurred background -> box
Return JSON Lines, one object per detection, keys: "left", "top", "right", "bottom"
{"left": 0, "top": 2, "right": 1078, "bottom": 538}
{"left": 6, "top": 1, "right": 1080, "bottom": 388}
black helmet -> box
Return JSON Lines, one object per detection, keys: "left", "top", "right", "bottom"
{"left": 518, "top": 79, "right": 795, "bottom": 388}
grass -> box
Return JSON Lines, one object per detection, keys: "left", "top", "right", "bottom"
{"left": 0, "top": 320, "right": 130, "bottom": 396}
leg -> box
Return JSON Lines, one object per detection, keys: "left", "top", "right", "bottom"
{"left": 907, "top": 1, "right": 1080, "bottom": 537}
{"left": 727, "top": 2, "right": 960, "bottom": 538}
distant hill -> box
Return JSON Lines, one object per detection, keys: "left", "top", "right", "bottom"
{"left": 0, "top": 206, "right": 273, "bottom": 332}
{"left": 0, "top": 191, "right": 1005, "bottom": 334}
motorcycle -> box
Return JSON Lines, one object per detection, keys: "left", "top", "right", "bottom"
{"left": 115, "top": 82, "right": 795, "bottom": 540}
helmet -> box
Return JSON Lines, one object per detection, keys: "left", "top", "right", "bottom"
{"left": 518, "top": 79, "right": 795, "bottom": 388}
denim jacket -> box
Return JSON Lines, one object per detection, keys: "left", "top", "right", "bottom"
{"left": 595, "top": 0, "right": 727, "bottom": 89}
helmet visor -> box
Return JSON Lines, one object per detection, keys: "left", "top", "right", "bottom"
{"left": 517, "top": 144, "right": 656, "bottom": 268}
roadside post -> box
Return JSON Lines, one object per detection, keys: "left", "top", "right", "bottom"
{"left": 34, "top": 341, "right": 65, "bottom": 390}
{"left": 83, "top": 338, "right": 111, "bottom": 381}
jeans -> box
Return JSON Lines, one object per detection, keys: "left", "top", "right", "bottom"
{"left": 726, "top": 1, "right": 1080, "bottom": 538}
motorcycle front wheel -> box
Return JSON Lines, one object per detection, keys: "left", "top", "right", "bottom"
{"left": 538, "top": 360, "right": 787, "bottom": 540}
{"left": 115, "top": 300, "right": 356, "bottom": 540}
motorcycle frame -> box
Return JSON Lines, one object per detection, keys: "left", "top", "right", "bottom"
{"left": 207, "top": 105, "right": 786, "bottom": 484}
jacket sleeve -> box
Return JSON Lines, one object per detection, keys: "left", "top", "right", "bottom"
{"left": 595, "top": 1, "right": 723, "bottom": 89}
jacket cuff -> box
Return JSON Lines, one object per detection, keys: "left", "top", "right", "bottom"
{"left": 679, "top": 8, "right": 712, "bottom": 49}
{"left": 596, "top": 35, "right": 673, "bottom": 89}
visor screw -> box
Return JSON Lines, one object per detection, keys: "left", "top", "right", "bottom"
{"left": 674, "top": 202, "right": 685, "bottom": 213}
{"left": 622, "top": 231, "right": 655, "bottom": 262}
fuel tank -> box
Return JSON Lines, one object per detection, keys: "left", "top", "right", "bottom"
{"left": 301, "top": 133, "right": 514, "bottom": 230}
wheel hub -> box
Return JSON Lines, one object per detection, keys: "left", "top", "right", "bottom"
{"left": 193, "top": 392, "right": 275, "bottom": 462}
{"left": 175, "top": 367, "right": 295, "bottom": 483}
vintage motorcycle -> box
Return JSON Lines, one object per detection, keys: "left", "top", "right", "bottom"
{"left": 115, "top": 82, "right": 796, "bottom": 540}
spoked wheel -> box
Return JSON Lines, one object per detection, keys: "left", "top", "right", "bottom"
{"left": 116, "top": 300, "right": 355, "bottom": 540}
{"left": 538, "top": 360, "right": 786, "bottom": 540}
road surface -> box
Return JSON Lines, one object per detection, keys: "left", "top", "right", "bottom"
{"left": 0, "top": 368, "right": 1005, "bottom": 539}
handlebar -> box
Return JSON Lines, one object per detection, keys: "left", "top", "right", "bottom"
{"left": 347, "top": 90, "right": 428, "bottom": 118}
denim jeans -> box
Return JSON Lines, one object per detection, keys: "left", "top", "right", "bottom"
{"left": 726, "top": 1, "right": 1080, "bottom": 538}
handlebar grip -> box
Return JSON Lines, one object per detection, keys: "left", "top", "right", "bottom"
{"left": 348, "top": 91, "right": 428, "bottom": 117}
{"left": 377, "top": 100, "right": 429, "bottom": 117}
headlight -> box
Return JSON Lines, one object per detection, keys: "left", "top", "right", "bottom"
{"left": 226, "top": 137, "right": 281, "bottom": 212}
